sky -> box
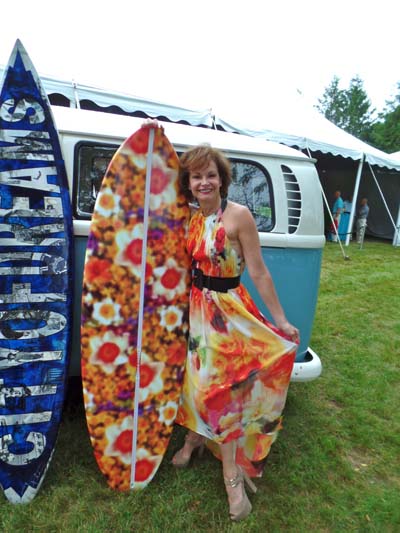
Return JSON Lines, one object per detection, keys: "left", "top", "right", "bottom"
{"left": 1, "top": 0, "right": 399, "bottom": 118}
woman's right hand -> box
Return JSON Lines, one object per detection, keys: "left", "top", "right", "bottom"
{"left": 142, "top": 118, "right": 163, "bottom": 131}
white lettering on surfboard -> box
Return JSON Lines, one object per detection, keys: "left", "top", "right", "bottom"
{"left": 0, "top": 196, "right": 63, "bottom": 217}
{"left": 0, "top": 283, "right": 66, "bottom": 302}
{"left": 0, "top": 130, "right": 53, "bottom": 161}
{"left": 0, "top": 149, "right": 54, "bottom": 162}
{"left": 0, "top": 129, "right": 50, "bottom": 142}
{"left": 0, "top": 411, "right": 52, "bottom": 426}
{"left": 0, "top": 310, "right": 66, "bottom": 339}
{"left": 0, "top": 167, "right": 60, "bottom": 193}
{"left": 0, "top": 348, "right": 62, "bottom": 369}
{"left": 0, "top": 380, "right": 57, "bottom": 407}
{"left": 0, "top": 98, "right": 45, "bottom": 124}
{"left": 0, "top": 86, "right": 68, "bottom": 481}
{"left": 0, "top": 432, "right": 46, "bottom": 466}
{"left": 0, "top": 252, "right": 68, "bottom": 276}
{"left": 0, "top": 222, "right": 65, "bottom": 246}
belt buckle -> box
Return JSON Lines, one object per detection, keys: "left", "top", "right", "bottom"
{"left": 193, "top": 268, "right": 203, "bottom": 290}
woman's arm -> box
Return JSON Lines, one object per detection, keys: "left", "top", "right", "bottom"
{"left": 235, "top": 205, "right": 299, "bottom": 342}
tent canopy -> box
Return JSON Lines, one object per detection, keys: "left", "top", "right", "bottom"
{"left": 0, "top": 66, "right": 213, "bottom": 127}
{"left": 213, "top": 96, "right": 400, "bottom": 171}
{"left": 1, "top": 66, "right": 400, "bottom": 172}
{"left": 1, "top": 65, "right": 398, "bottom": 242}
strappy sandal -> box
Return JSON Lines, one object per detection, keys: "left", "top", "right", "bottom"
{"left": 171, "top": 431, "right": 205, "bottom": 468}
{"left": 224, "top": 466, "right": 257, "bottom": 521}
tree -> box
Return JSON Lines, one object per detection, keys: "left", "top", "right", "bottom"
{"left": 341, "top": 76, "right": 374, "bottom": 140}
{"left": 316, "top": 76, "right": 347, "bottom": 127}
{"left": 316, "top": 75, "right": 375, "bottom": 141}
{"left": 369, "top": 83, "right": 400, "bottom": 153}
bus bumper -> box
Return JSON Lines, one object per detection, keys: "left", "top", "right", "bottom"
{"left": 291, "top": 347, "right": 322, "bottom": 382}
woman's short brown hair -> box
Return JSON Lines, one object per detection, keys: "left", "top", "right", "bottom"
{"left": 179, "top": 144, "right": 232, "bottom": 201}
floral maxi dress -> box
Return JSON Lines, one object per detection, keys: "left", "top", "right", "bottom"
{"left": 175, "top": 205, "right": 297, "bottom": 477}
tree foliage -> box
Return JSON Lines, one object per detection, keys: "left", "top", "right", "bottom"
{"left": 316, "top": 75, "right": 347, "bottom": 126}
{"left": 316, "top": 76, "right": 374, "bottom": 142}
{"left": 343, "top": 76, "right": 374, "bottom": 138}
{"left": 317, "top": 76, "right": 400, "bottom": 152}
{"left": 369, "top": 83, "right": 400, "bottom": 153}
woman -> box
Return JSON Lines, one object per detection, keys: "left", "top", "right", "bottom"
{"left": 170, "top": 141, "right": 299, "bottom": 521}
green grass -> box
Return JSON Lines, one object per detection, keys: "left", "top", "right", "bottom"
{"left": 1, "top": 240, "right": 399, "bottom": 532}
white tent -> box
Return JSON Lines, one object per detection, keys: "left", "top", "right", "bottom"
{"left": 212, "top": 96, "right": 400, "bottom": 245}
{"left": 0, "top": 66, "right": 213, "bottom": 127}
{"left": 213, "top": 95, "right": 400, "bottom": 172}
{"left": 2, "top": 66, "right": 399, "bottom": 171}
{"left": 1, "top": 67, "right": 399, "bottom": 242}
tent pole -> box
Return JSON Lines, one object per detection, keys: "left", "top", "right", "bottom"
{"left": 368, "top": 163, "right": 398, "bottom": 240}
{"left": 72, "top": 80, "right": 81, "bottom": 109}
{"left": 307, "top": 142, "right": 348, "bottom": 259}
{"left": 345, "top": 156, "right": 364, "bottom": 246}
{"left": 393, "top": 204, "right": 400, "bottom": 246}
{"left": 319, "top": 180, "right": 350, "bottom": 260}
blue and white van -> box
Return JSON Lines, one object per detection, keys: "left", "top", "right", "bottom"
{"left": 53, "top": 106, "right": 324, "bottom": 381}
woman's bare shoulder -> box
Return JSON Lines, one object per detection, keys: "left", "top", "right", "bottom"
{"left": 226, "top": 201, "right": 254, "bottom": 222}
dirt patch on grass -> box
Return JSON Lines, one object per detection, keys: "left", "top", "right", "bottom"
{"left": 346, "top": 449, "right": 373, "bottom": 471}
{"left": 327, "top": 399, "right": 343, "bottom": 411}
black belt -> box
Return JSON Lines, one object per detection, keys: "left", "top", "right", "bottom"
{"left": 192, "top": 268, "right": 240, "bottom": 293}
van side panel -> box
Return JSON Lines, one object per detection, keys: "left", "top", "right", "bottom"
{"left": 241, "top": 247, "right": 323, "bottom": 361}
{"left": 70, "top": 237, "right": 87, "bottom": 375}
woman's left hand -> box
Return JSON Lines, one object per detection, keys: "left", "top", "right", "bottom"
{"left": 276, "top": 320, "right": 300, "bottom": 344}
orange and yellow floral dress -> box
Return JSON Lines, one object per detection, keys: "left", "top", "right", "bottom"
{"left": 175, "top": 204, "right": 297, "bottom": 477}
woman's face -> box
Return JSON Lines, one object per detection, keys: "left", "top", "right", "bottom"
{"left": 188, "top": 160, "right": 221, "bottom": 203}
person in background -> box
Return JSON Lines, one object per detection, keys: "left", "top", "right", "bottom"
{"left": 330, "top": 190, "right": 344, "bottom": 242}
{"left": 343, "top": 196, "right": 353, "bottom": 215}
{"left": 338, "top": 195, "right": 353, "bottom": 241}
{"left": 356, "top": 198, "right": 369, "bottom": 244}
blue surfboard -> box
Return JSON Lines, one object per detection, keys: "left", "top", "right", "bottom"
{"left": 0, "top": 40, "right": 73, "bottom": 503}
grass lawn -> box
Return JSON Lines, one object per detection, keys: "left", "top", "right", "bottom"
{"left": 1, "top": 239, "right": 399, "bottom": 532}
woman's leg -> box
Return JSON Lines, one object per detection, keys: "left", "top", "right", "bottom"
{"left": 220, "top": 440, "right": 257, "bottom": 521}
{"left": 220, "top": 441, "right": 242, "bottom": 507}
{"left": 220, "top": 441, "right": 237, "bottom": 478}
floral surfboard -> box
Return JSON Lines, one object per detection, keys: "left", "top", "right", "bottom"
{"left": 81, "top": 126, "right": 190, "bottom": 490}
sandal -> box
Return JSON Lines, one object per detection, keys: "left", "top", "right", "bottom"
{"left": 224, "top": 466, "right": 257, "bottom": 521}
{"left": 171, "top": 431, "right": 205, "bottom": 468}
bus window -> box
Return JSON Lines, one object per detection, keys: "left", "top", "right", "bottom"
{"left": 229, "top": 160, "right": 274, "bottom": 232}
{"left": 74, "top": 147, "right": 275, "bottom": 232}
{"left": 74, "top": 143, "right": 118, "bottom": 218}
